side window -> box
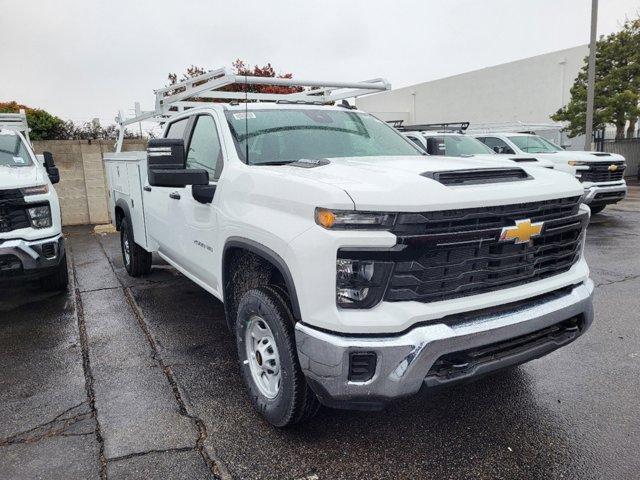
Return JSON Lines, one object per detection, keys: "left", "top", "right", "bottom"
{"left": 186, "top": 115, "right": 223, "bottom": 179}
{"left": 482, "top": 137, "right": 514, "bottom": 154}
{"left": 165, "top": 118, "right": 189, "bottom": 140}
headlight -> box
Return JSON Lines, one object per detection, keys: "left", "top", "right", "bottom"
{"left": 27, "top": 205, "right": 52, "bottom": 228}
{"left": 567, "top": 161, "right": 588, "bottom": 166}
{"left": 336, "top": 258, "right": 393, "bottom": 309}
{"left": 315, "top": 208, "right": 396, "bottom": 230}
{"left": 22, "top": 184, "right": 49, "bottom": 195}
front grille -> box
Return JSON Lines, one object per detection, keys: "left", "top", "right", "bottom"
{"left": 426, "top": 315, "right": 584, "bottom": 381}
{"left": 0, "top": 189, "right": 31, "bottom": 233}
{"left": 579, "top": 161, "right": 625, "bottom": 183}
{"left": 383, "top": 196, "right": 585, "bottom": 303}
{"left": 422, "top": 168, "right": 530, "bottom": 186}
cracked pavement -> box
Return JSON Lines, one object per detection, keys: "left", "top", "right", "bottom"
{"left": 1, "top": 182, "right": 639, "bottom": 479}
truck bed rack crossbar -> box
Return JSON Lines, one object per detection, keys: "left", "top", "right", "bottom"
{"left": 114, "top": 67, "right": 390, "bottom": 150}
{"left": 0, "top": 110, "right": 30, "bottom": 144}
{"left": 389, "top": 121, "right": 470, "bottom": 133}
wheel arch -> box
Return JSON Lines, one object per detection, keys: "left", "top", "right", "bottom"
{"left": 222, "top": 237, "right": 302, "bottom": 325}
{"left": 114, "top": 198, "right": 131, "bottom": 231}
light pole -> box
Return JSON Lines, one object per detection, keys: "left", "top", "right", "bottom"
{"left": 584, "top": 0, "right": 598, "bottom": 149}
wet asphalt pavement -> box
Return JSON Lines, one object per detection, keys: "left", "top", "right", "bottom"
{"left": 1, "top": 183, "right": 639, "bottom": 480}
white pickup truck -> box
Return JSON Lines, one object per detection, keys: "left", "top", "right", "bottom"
{"left": 473, "top": 132, "right": 627, "bottom": 214}
{"left": 105, "top": 71, "right": 594, "bottom": 427}
{"left": 0, "top": 112, "right": 67, "bottom": 291}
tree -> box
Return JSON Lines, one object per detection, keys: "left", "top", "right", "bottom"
{"left": 552, "top": 17, "right": 640, "bottom": 139}
{"left": 166, "top": 59, "right": 303, "bottom": 101}
{"left": 0, "top": 101, "right": 68, "bottom": 140}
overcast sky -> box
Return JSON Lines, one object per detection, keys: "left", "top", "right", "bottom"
{"left": 1, "top": 0, "right": 638, "bottom": 126}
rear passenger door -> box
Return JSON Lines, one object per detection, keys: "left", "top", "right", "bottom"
{"left": 480, "top": 136, "right": 515, "bottom": 155}
{"left": 175, "top": 113, "right": 225, "bottom": 291}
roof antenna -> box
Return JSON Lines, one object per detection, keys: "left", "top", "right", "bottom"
{"left": 245, "top": 74, "right": 249, "bottom": 164}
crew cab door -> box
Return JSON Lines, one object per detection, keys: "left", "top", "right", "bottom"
{"left": 173, "top": 113, "right": 225, "bottom": 291}
{"left": 144, "top": 116, "right": 190, "bottom": 260}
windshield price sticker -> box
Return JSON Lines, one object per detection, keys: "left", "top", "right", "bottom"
{"left": 13, "top": 156, "right": 26, "bottom": 164}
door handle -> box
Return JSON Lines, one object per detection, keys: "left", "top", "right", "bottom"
{"left": 169, "top": 192, "right": 181, "bottom": 200}
{"left": 143, "top": 185, "right": 152, "bottom": 192}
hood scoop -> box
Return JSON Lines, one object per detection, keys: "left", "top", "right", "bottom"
{"left": 421, "top": 167, "right": 532, "bottom": 186}
{"left": 510, "top": 157, "right": 538, "bottom": 163}
{"left": 591, "top": 153, "right": 611, "bottom": 157}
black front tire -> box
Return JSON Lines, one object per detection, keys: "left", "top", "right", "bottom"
{"left": 590, "top": 205, "right": 606, "bottom": 215}
{"left": 121, "top": 216, "right": 152, "bottom": 277}
{"left": 236, "top": 286, "right": 320, "bottom": 427}
{"left": 40, "top": 253, "right": 69, "bottom": 292}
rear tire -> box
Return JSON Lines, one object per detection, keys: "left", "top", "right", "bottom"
{"left": 121, "top": 216, "right": 152, "bottom": 277}
{"left": 40, "top": 253, "right": 69, "bottom": 292}
{"left": 236, "top": 286, "right": 320, "bottom": 427}
{"left": 590, "top": 205, "right": 606, "bottom": 215}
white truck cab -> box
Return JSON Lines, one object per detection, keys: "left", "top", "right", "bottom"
{"left": 105, "top": 71, "right": 594, "bottom": 427}
{"left": 473, "top": 132, "right": 627, "bottom": 214}
{"left": 0, "top": 112, "right": 67, "bottom": 290}
{"left": 401, "top": 128, "right": 556, "bottom": 170}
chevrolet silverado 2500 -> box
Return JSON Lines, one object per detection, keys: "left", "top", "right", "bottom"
{"left": 0, "top": 112, "right": 67, "bottom": 290}
{"left": 473, "top": 132, "right": 627, "bottom": 214}
{"left": 105, "top": 71, "right": 594, "bottom": 427}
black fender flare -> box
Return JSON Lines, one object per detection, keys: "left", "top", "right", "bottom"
{"left": 222, "top": 237, "right": 302, "bottom": 321}
{"left": 114, "top": 198, "right": 131, "bottom": 231}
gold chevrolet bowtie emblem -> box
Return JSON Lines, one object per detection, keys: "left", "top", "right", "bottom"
{"left": 500, "top": 219, "right": 544, "bottom": 244}
{"left": 608, "top": 164, "right": 618, "bottom": 172}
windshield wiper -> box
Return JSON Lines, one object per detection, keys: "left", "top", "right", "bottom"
{"left": 253, "top": 160, "right": 297, "bottom": 166}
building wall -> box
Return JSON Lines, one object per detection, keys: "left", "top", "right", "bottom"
{"left": 356, "top": 45, "right": 589, "bottom": 148}
{"left": 31, "top": 139, "right": 147, "bottom": 226}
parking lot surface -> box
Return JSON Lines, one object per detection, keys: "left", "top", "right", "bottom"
{"left": 1, "top": 183, "right": 639, "bottom": 480}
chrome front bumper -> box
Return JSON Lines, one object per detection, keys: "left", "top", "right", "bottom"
{"left": 295, "top": 280, "right": 594, "bottom": 409}
{"left": 583, "top": 182, "right": 627, "bottom": 205}
{"left": 0, "top": 234, "right": 65, "bottom": 279}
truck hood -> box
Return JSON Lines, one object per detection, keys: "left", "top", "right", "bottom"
{"left": 536, "top": 150, "right": 626, "bottom": 162}
{"left": 276, "top": 155, "right": 584, "bottom": 211}
{"left": 463, "top": 154, "right": 555, "bottom": 169}
{"left": 0, "top": 164, "right": 44, "bottom": 190}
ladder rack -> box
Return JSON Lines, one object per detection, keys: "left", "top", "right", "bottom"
{"left": 0, "top": 110, "right": 31, "bottom": 145}
{"left": 114, "top": 67, "right": 390, "bottom": 150}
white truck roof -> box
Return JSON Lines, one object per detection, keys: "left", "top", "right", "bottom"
{"left": 0, "top": 111, "right": 31, "bottom": 145}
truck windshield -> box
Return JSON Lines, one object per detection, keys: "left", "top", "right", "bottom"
{"left": 426, "top": 135, "right": 495, "bottom": 156}
{"left": 225, "top": 109, "right": 422, "bottom": 164}
{"left": 508, "top": 135, "right": 560, "bottom": 153}
{"left": 0, "top": 133, "right": 33, "bottom": 167}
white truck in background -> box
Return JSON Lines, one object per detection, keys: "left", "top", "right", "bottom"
{"left": 105, "top": 70, "right": 594, "bottom": 427}
{"left": 395, "top": 122, "right": 556, "bottom": 170}
{"left": 0, "top": 112, "right": 67, "bottom": 291}
{"left": 473, "top": 132, "right": 628, "bottom": 214}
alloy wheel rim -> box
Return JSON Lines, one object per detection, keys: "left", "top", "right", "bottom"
{"left": 245, "top": 315, "right": 281, "bottom": 399}
{"left": 123, "top": 231, "right": 131, "bottom": 266}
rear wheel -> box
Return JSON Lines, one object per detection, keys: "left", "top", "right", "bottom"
{"left": 590, "top": 205, "right": 606, "bottom": 215}
{"left": 121, "top": 216, "right": 152, "bottom": 277}
{"left": 236, "top": 286, "right": 320, "bottom": 427}
{"left": 40, "top": 253, "right": 69, "bottom": 292}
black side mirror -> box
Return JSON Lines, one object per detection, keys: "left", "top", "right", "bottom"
{"left": 192, "top": 184, "right": 217, "bottom": 204}
{"left": 43, "top": 151, "right": 60, "bottom": 184}
{"left": 147, "top": 138, "right": 209, "bottom": 187}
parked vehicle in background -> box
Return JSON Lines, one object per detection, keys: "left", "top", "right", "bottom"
{"left": 0, "top": 112, "right": 67, "bottom": 290}
{"left": 473, "top": 132, "right": 627, "bottom": 214}
{"left": 105, "top": 70, "right": 594, "bottom": 427}
{"left": 397, "top": 122, "right": 555, "bottom": 169}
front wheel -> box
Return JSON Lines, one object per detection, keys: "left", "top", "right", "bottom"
{"left": 40, "top": 253, "right": 69, "bottom": 292}
{"left": 236, "top": 286, "right": 320, "bottom": 427}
